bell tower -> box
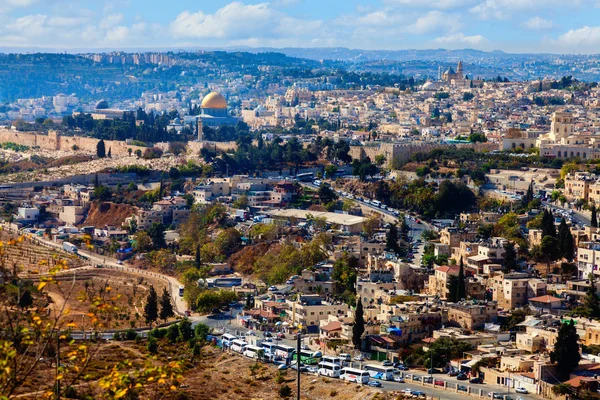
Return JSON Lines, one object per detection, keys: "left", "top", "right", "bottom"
{"left": 197, "top": 118, "right": 203, "bottom": 142}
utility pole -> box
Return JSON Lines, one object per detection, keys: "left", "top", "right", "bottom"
{"left": 297, "top": 333, "right": 301, "bottom": 400}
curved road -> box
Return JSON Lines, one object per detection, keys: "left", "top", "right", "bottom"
{"left": 27, "top": 232, "right": 188, "bottom": 315}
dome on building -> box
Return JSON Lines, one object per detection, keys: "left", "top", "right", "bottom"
{"left": 201, "top": 92, "right": 227, "bottom": 109}
{"left": 95, "top": 100, "right": 109, "bottom": 110}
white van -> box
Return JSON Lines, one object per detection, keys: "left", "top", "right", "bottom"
{"left": 339, "top": 353, "right": 351, "bottom": 363}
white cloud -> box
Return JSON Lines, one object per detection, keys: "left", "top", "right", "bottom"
{"left": 556, "top": 26, "right": 600, "bottom": 49}
{"left": 105, "top": 26, "right": 129, "bottom": 42}
{"left": 470, "top": 0, "right": 586, "bottom": 20}
{"left": 336, "top": 10, "right": 405, "bottom": 27}
{"left": 0, "top": 0, "right": 38, "bottom": 6}
{"left": 523, "top": 16, "right": 554, "bottom": 31}
{"left": 384, "top": 0, "right": 476, "bottom": 9}
{"left": 170, "top": 2, "right": 276, "bottom": 39}
{"left": 6, "top": 14, "right": 47, "bottom": 36}
{"left": 99, "top": 13, "right": 124, "bottom": 29}
{"left": 434, "top": 32, "right": 487, "bottom": 46}
{"left": 47, "top": 16, "right": 88, "bottom": 27}
{"left": 409, "top": 11, "right": 462, "bottom": 34}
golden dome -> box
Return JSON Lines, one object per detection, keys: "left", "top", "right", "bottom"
{"left": 201, "top": 92, "right": 227, "bottom": 109}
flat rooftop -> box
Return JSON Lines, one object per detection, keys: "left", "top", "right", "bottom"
{"left": 266, "top": 209, "right": 366, "bottom": 226}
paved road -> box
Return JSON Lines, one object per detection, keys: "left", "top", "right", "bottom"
{"left": 29, "top": 231, "right": 188, "bottom": 315}
{"left": 543, "top": 201, "right": 590, "bottom": 227}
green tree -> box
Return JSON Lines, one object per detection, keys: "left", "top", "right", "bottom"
{"left": 550, "top": 319, "right": 580, "bottom": 377}
{"left": 522, "top": 181, "right": 534, "bottom": 209}
{"left": 536, "top": 235, "right": 560, "bottom": 278}
{"left": 558, "top": 218, "right": 574, "bottom": 261}
{"left": 456, "top": 258, "right": 466, "bottom": 301}
{"left": 318, "top": 184, "right": 338, "bottom": 204}
{"left": 178, "top": 318, "right": 194, "bottom": 342}
{"left": 107, "top": 147, "right": 112, "bottom": 158}
{"left": 195, "top": 244, "right": 201, "bottom": 269}
{"left": 147, "top": 337, "right": 158, "bottom": 354}
{"left": 159, "top": 287, "right": 175, "bottom": 322}
{"left": 584, "top": 273, "right": 600, "bottom": 319}
{"left": 385, "top": 223, "right": 401, "bottom": 255}
{"left": 18, "top": 290, "right": 33, "bottom": 309}
{"left": 332, "top": 253, "right": 358, "bottom": 295}
{"left": 147, "top": 222, "right": 166, "bottom": 249}
{"left": 324, "top": 164, "right": 338, "bottom": 179}
{"left": 541, "top": 209, "right": 556, "bottom": 238}
{"left": 96, "top": 139, "right": 106, "bottom": 158}
{"left": 352, "top": 299, "right": 365, "bottom": 350}
{"left": 592, "top": 204, "right": 598, "bottom": 228}
{"left": 144, "top": 285, "right": 159, "bottom": 325}
{"left": 446, "top": 275, "right": 458, "bottom": 302}
{"left": 374, "top": 154, "right": 386, "bottom": 167}
{"left": 503, "top": 241, "right": 517, "bottom": 272}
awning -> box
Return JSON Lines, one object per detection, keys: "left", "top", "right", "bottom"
{"left": 468, "top": 254, "right": 490, "bottom": 262}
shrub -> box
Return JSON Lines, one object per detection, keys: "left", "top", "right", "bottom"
{"left": 124, "top": 328, "right": 138, "bottom": 341}
{"left": 330, "top": 389, "right": 338, "bottom": 397}
{"left": 147, "top": 337, "right": 158, "bottom": 354}
{"left": 112, "top": 332, "right": 122, "bottom": 341}
{"left": 279, "top": 385, "right": 292, "bottom": 398}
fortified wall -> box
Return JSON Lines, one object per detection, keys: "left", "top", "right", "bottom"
{"left": 350, "top": 141, "right": 500, "bottom": 168}
{"left": 0, "top": 128, "right": 147, "bottom": 157}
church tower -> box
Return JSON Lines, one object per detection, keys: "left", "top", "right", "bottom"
{"left": 457, "top": 61, "right": 463, "bottom": 78}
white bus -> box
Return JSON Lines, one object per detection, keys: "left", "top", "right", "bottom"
{"left": 363, "top": 364, "right": 395, "bottom": 381}
{"left": 231, "top": 339, "right": 248, "bottom": 354}
{"left": 318, "top": 362, "right": 342, "bottom": 378}
{"left": 340, "top": 367, "right": 370, "bottom": 384}
{"left": 243, "top": 345, "right": 263, "bottom": 359}
{"left": 274, "top": 344, "right": 296, "bottom": 362}
{"left": 261, "top": 342, "right": 277, "bottom": 360}
{"left": 221, "top": 333, "right": 237, "bottom": 347}
{"left": 322, "top": 356, "right": 342, "bottom": 366}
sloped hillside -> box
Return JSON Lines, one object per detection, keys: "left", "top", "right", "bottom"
{"left": 83, "top": 202, "right": 136, "bottom": 228}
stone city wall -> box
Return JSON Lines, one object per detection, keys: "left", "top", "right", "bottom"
{"left": 0, "top": 128, "right": 147, "bottom": 157}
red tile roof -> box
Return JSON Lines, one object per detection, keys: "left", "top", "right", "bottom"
{"left": 320, "top": 321, "right": 342, "bottom": 332}
{"left": 528, "top": 295, "right": 562, "bottom": 303}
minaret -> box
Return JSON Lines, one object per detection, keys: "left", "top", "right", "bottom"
{"left": 457, "top": 61, "right": 463, "bottom": 78}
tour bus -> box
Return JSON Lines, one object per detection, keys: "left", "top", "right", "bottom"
{"left": 363, "top": 364, "right": 395, "bottom": 381}
{"left": 261, "top": 342, "right": 277, "bottom": 360}
{"left": 243, "top": 345, "right": 263, "bottom": 359}
{"left": 292, "top": 350, "right": 322, "bottom": 365}
{"left": 274, "top": 344, "right": 296, "bottom": 362}
{"left": 340, "top": 367, "right": 370, "bottom": 384}
{"left": 221, "top": 333, "right": 237, "bottom": 347}
{"left": 318, "top": 362, "right": 342, "bottom": 378}
{"left": 230, "top": 339, "right": 248, "bottom": 354}
{"left": 321, "top": 356, "right": 342, "bottom": 366}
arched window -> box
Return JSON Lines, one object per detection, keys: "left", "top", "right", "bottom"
{"left": 557, "top": 151, "right": 561, "bottom": 158}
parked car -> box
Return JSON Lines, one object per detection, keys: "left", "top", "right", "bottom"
{"left": 402, "top": 388, "right": 413, "bottom": 395}
{"left": 278, "top": 365, "right": 288, "bottom": 371}
{"left": 396, "top": 364, "right": 408, "bottom": 371}
{"left": 268, "top": 285, "right": 277, "bottom": 291}
{"left": 456, "top": 373, "right": 468, "bottom": 380}
{"left": 368, "top": 381, "right": 382, "bottom": 387}
{"left": 515, "top": 388, "right": 529, "bottom": 394}
{"left": 469, "top": 377, "right": 483, "bottom": 384}
{"left": 382, "top": 360, "right": 393, "bottom": 367}
{"left": 434, "top": 380, "right": 444, "bottom": 386}
{"left": 412, "top": 391, "right": 426, "bottom": 397}
{"left": 490, "top": 393, "right": 503, "bottom": 399}
{"left": 447, "top": 370, "right": 459, "bottom": 376}
{"left": 394, "top": 376, "right": 405, "bottom": 383}
{"left": 354, "top": 355, "right": 364, "bottom": 361}
{"left": 457, "top": 385, "right": 467, "bottom": 392}
{"left": 427, "top": 368, "right": 441, "bottom": 374}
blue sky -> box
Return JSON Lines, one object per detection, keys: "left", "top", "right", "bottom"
{"left": 1, "top": 0, "right": 600, "bottom": 53}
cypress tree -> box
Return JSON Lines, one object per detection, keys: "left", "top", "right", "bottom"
{"left": 522, "top": 181, "right": 534, "bottom": 208}
{"left": 558, "top": 218, "right": 569, "bottom": 259}
{"left": 456, "top": 257, "right": 466, "bottom": 301}
{"left": 352, "top": 299, "right": 365, "bottom": 350}
{"left": 195, "top": 244, "right": 201, "bottom": 269}
{"left": 96, "top": 139, "right": 106, "bottom": 158}
{"left": 550, "top": 319, "right": 581, "bottom": 377}
{"left": 592, "top": 204, "right": 598, "bottom": 228}
{"left": 446, "top": 275, "right": 459, "bottom": 303}
{"left": 542, "top": 209, "right": 556, "bottom": 238}
{"left": 386, "top": 224, "right": 400, "bottom": 255}
{"left": 584, "top": 273, "right": 600, "bottom": 319}
{"left": 564, "top": 229, "right": 574, "bottom": 262}
{"left": 503, "top": 241, "right": 517, "bottom": 272}
{"left": 159, "top": 287, "right": 175, "bottom": 322}
{"left": 144, "top": 285, "right": 159, "bottom": 325}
